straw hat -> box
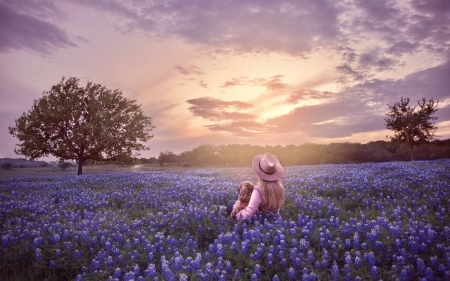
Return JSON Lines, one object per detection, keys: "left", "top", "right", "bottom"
{"left": 252, "top": 152, "right": 284, "bottom": 181}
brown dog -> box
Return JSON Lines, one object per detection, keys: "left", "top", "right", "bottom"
{"left": 230, "top": 181, "right": 256, "bottom": 217}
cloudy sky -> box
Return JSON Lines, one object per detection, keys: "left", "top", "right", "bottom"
{"left": 1, "top": 0, "right": 450, "bottom": 159}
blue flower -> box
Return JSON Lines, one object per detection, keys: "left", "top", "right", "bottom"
{"left": 288, "top": 267, "right": 296, "bottom": 280}
{"left": 144, "top": 264, "right": 157, "bottom": 278}
{"left": 331, "top": 261, "right": 339, "bottom": 281}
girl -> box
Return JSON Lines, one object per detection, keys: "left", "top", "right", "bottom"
{"left": 227, "top": 152, "right": 285, "bottom": 221}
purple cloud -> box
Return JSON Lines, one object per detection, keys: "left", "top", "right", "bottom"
{"left": 71, "top": 0, "right": 341, "bottom": 56}
{"left": 221, "top": 75, "right": 288, "bottom": 91}
{"left": 174, "top": 65, "right": 205, "bottom": 75}
{"left": 285, "top": 90, "right": 334, "bottom": 104}
{"left": 194, "top": 60, "right": 450, "bottom": 138}
{"left": 186, "top": 97, "right": 255, "bottom": 121}
{"left": 0, "top": 2, "right": 79, "bottom": 54}
{"left": 205, "top": 120, "right": 268, "bottom": 137}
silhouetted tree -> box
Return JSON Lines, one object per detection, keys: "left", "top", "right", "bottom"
{"left": 9, "top": 77, "right": 154, "bottom": 175}
{"left": 385, "top": 97, "right": 439, "bottom": 161}
{"left": 58, "top": 161, "right": 74, "bottom": 170}
{"left": 158, "top": 151, "right": 178, "bottom": 166}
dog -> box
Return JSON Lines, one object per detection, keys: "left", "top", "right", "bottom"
{"left": 230, "top": 181, "right": 256, "bottom": 217}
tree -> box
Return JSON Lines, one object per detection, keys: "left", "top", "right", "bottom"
{"left": 158, "top": 150, "right": 178, "bottom": 166}
{"left": 9, "top": 77, "right": 155, "bottom": 175}
{"left": 385, "top": 97, "right": 439, "bottom": 161}
{"left": 58, "top": 161, "right": 74, "bottom": 170}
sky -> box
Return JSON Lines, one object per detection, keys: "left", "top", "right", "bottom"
{"left": 1, "top": 0, "right": 450, "bottom": 160}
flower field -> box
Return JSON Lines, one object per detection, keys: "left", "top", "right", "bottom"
{"left": 1, "top": 160, "right": 450, "bottom": 280}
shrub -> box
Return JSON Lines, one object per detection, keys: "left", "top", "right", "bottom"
{"left": 1, "top": 162, "right": 13, "bottom": 170}
{"left": 58, "top": 162, "right": 74, "bottom": 170}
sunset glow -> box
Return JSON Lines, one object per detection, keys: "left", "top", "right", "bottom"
{"left": 1, "top": 0, "right": 449, "bottom": 158}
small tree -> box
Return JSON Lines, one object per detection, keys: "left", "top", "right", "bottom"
{"left": 1, "top": 162, "right": 14, "bottom": 170}
{"left": 385, "top": 97, "right": 439, "bottom": 161}
{"left": 58, "top": 161, "right": 74, "bottom": 170}
{"left": 158, "top": 150, "right": 178, "bottom": 166}
{"left": 9, "top": 77, "right": 155, "bottom": 175}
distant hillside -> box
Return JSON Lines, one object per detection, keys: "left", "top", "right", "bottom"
{"left": 0, "top": 158, "right": 53, "bottom": 168}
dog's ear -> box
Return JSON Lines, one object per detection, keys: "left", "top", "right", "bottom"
{"left": 236, "top": 182, "right": 244, "bottom": 195}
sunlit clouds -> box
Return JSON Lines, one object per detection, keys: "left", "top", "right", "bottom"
{"left": 0, "top": 0, "right": 449, "bottom": 158}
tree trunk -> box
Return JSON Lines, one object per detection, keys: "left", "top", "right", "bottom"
{"left": 409, "top": 145, "right": 414, "bottom": 161}
{"left": 77, "top": 159, "right": 84, "bottom": 175}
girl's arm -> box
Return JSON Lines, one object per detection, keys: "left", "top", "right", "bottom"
{"left": 235, "top": 187, "right": 263, "bottom": 221}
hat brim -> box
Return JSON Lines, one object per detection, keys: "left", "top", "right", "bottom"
{"left": 252, "top": 154, "right": 284, "bottom": 181}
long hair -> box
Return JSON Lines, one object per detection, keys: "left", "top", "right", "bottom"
{"left": 259, "top": 178, "right": 285, "bottom": 212}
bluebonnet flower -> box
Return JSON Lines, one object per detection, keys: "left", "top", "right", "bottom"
{"left": 203, "top": 262, "right": 214, "bottom": 280}
{"left": 123, "top": 271, "right": 135, "bottom": 281}
{"left": 272, "top": 274, "right": 280, "bottom": 281}
{"left": 174, "top": 256, "right": 183, "bottom": 271}
{"left": 144, "top": 264, "right": 157, "bottom": 279}
{"left": 400, "top": 267, "right": 409, "bottom": 281}
{"left": 231, "top": 241, "right": 238, "bottom": 253}
{"left": 233, "top": 269, "right": 240, "bottom": 279}
{"left": 91, "top": 259, "right": 100, "bottom": 271}
{"left": 133, "top": 264, "right": 140, "bottom": 276}
{"left": 106, "top": 256, "right": 114, "bottom": 268}
{"left": 331, "top": 261, "right": 339, "bottom": 281}
{"left": 416, "top": 258, "right": 425, "bottom": 274}
{"left": 364, "top": 251, "right": 375, "bottom": 267}
{"left": 131, "top": 250, "right": 139, "bottom": 260}
{"left": 430, "top": 256, "right": 438, "bottom": 268}
{"left": 216, "top": 243, "right": 224, "bottom": 258}
{"left": 266, "top": 253, "right": 274, "bottom": 268}
{"left": 161, "top": 256, "right": 175, "bottom": 281}
{"left": 302, "top": 268, "right": 317, "bottom": 281}
{"left": 147, "top": 252, "right": 154, "bottom": 262}
{"left": 241, "top": 239, "right": 250, "bottom": 255}
{"left": 307, "top": 250, "right": 315, "bottom": 265}
{"left": 253, "top": 264, "right": 261, "bottom": 278}
{"left": 51, "top": 234, "right": 60, "bottom": 244}
{"left": 425, "top": 267, "right": 435, "bottom": 279}
{"left": 354, "top": 256, "right": 362, "bottom": 269}
{"left": 193, "top": 253, "right": 202, "bottom": 272}
{"left": 370, "top": 266, "right": 378, "bottom": 279}
{"left": 117, "top": 255, "right": 124, "bottom": 265}
{"left": 33, "top": 237, "right": 43, "bottom": 248}
{"left": 114, "top": 268, "right": 121, "bottom": 279}
{"left": 343, "top": 264, "right": 351, "bottom": 276}
{"left": 34, "top": 248, "right": 42, "bottom": 263}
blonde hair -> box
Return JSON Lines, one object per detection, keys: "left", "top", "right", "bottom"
{"left": 259, "top": 178, "right": 285, "bottom": 212}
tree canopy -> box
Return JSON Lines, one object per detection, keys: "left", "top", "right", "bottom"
{"left": 9, "top": 77, "right": 155, "bottom": 175}
{"left": 385, "top": 97, "right": 439, "bottom": 160}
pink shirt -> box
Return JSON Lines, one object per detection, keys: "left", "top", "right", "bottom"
{"left": 235, "top": 184, "right": 281, "bottom": 221}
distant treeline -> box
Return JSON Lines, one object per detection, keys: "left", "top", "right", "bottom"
{"left": 128, "top": 139, "right": 450, "bottom": 167}
{"left": 0, "top": 158, "right": 51, "bottom": 169}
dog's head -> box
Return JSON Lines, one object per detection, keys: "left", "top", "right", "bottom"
{"left": 237, "top": 181, "right": 255, "bottom": 202}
